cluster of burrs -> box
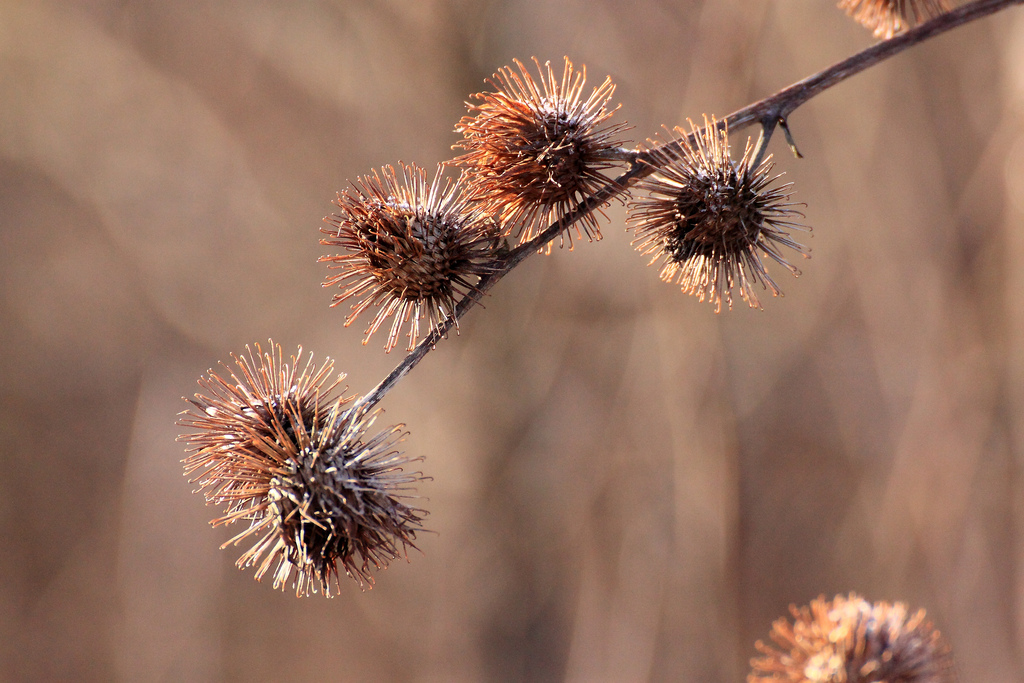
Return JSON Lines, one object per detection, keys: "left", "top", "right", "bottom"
{"left": 177, "top": 0, "right": 961, "bottom": 618}
{"left": 321, "top": 57, "right": 808, "bottom": 348}
{"left": 178, "top": 55, "right": 809, "bottom": 598}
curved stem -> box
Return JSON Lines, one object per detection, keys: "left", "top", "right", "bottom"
{"left": 358, "top": 0, "right": 1021, "bottom": 409}
{"left": 749, "top": 121, "right": 777, "bottom": 169}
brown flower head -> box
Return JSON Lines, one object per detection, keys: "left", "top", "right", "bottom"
{"left": 626, "top": 116, "right": 808, "bottom": 312}
{"left": 320, "top": 163, "right": 500, "bottom": 353}
{"left": 451, "top": 57, "right": 631, "bottom": 247}
{"left": 177, "top": 341, "right": 427, "bottom": 596}
{"left": 749, "top": 593, "right": 955, "bottom": 682}
{"left": 838, "top": 0, "right": 952, "bottom": 39}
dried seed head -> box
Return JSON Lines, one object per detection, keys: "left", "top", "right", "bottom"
{"left": 177, "top": 341, "right": 427, "bottom": 596}
{"left": 320, "top": 163, "right": 500, "bottom": 353}
{"left": 626, "top": 116, "right": 808, "bottom": 313}
{"left": 451, "top": 57, "right": 631, "bottom": 247}
{"left": 749, "top": 593, "right": 955, "bottom": 683}
{"left": 838, "top": 0, "right": 952, "bottom": 39}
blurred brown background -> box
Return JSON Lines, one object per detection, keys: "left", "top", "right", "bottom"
{"left": 2, "top": 1, "right": 1023, "bottom": 680}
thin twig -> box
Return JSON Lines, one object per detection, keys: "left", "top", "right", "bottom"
{"left": 357, "top": 0, "right": 1020, "bottom": 409}
{"left": 749, "top": 123, "right": 777, "bottom": 169}
{"left": 778, "top": 118, "right": 804, "bottom": 159}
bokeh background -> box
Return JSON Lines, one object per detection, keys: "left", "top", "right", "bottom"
{"left": 2, "top": 1, "right": 1024, "bottom": 680}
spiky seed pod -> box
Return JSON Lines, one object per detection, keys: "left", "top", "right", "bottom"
{"left": 748, "top": 593, "right": 955, "bottom": 683}
{"left": 319, "top": 163, "right": 501, "bottom": 353}
{"left": 626, "top": 116, "right": 808, "bottom": 313}
{"left": 177, "top": 341, "right": 427, "bottom": 596}
{"left": 838, "top": 0, "right": 952, "bottom": 39}
{"left": 451, "top": 57, "right": 631, "bottom": 247}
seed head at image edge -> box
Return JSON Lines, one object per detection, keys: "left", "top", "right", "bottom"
{"left": 838, "top": 0, "right": 952, "bottom": 38}
{"left": 748, "top": 593, "right": 955, "bottom": 682}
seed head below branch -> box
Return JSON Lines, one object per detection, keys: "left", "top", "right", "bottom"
{"left": 177, "top": 341, "right": 428, "bottom": 596}
{"left": 627, "top": 116, "right": 809, "bottom": 312}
